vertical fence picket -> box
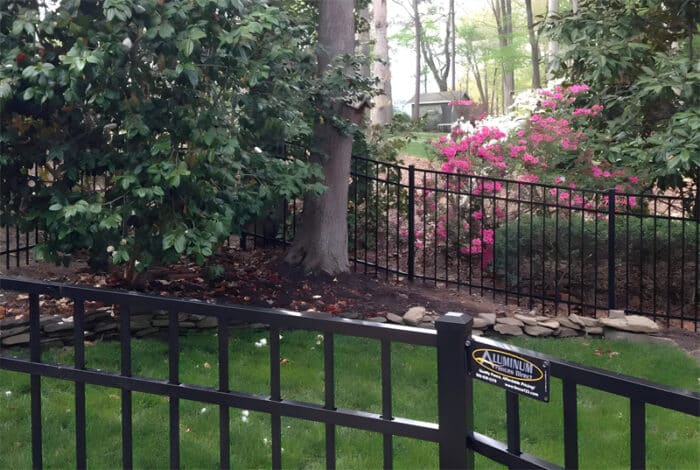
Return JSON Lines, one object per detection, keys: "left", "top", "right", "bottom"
{"left": 563, "top": 380, "right": 579, "bottom": 470}
{"left": 218, "top": 316, "right": 231, "bottom": 469}
{"left": 119, "top": 304, "right": 133, "bottom": 469}
{"left": 168, "top": 310, "right": 180, "bottom": 469}
{"left": 29, "top": 293, "right": 42, "bottom": 470}
{"left": 381, "top": 339, "right": 393, "bottom": 470}
{"left": 74, "top": 298, "right": 87, "bottom": 470}
{"left": 324, "top": 332, "right": 336, "bottom": 470}
{"left": 269, "top": 326, "right": 282, "bottom": 469}
{"left": 608, "top": 188, "right": 617, "bottom": 309}
{"left": 408, "top": 165, "right": 416, "bottom": 281}
{"left": 630, "top": 399, "right": 646, "bottom": 470}
{"left": 505, "top": 391, "right": 521, "bottom": 462}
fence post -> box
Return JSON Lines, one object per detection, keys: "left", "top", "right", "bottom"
{"left": 408, "top": 165, "right": 416, "bottom": 281}
{"left": 607, "top": 188, "right": 616, "bottom": 309}
{"left": 436, "top": 312, "right": 473, "bottom": 469}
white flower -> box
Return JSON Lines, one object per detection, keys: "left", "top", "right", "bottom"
{"left": 200, "top": 407, "right": 208, "bottom": 414}
{"left": 121, "top": 37, "right": 133, "bottom": 50}
{"left": 254, "top": 338, "right": 268, "bottom": 347}
{"left": 106, "top": 246, "right": 115, "bottom": 253}
{"left": 4, "top": 391, "right": 11, "bottom": 397}
{"left": 253, "top": 146, "right": 263, "bottom": 154}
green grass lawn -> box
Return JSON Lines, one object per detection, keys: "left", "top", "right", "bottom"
{"left": 397, "top": 132, "right": 443, "bottom": 160}
{"left": 1, "top": 330, "right": 698, "bottom": 469}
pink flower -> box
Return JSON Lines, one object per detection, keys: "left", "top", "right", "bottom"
{"left": 568, "top": 84, "right": 590, "bottom": 94}
{"left": 471, "top": 210, "right": 483, "bottom": 220}
{"left": 554, "top": 176, "right": 566, "bottom": 184}
{"left": 629, "top": 176, "right": 639, "bottom": 184}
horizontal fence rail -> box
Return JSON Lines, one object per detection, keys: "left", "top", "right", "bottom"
{"left": 243, "top": 156, "right": 699, "bottom": 330}
{"left": 1, "top": 277, "right": 699, "bottom": 469}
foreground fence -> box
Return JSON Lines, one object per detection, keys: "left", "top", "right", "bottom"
{"left": 244, "top": 156, "right": 700, "bottom": 330}
{"left": 1, "top": 277, "right": 698, "bottom": 469}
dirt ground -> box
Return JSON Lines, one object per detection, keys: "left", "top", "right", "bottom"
{"left": 1, "top": 243, "right": 698, "bottom": 354}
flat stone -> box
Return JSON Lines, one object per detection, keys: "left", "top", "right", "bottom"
{"left": 94, "top": 322, "right": 118, "bottom": 333}
{"left": 134, "top": 327, "right": 159, "bottom": 337}
{"left": 494, "top": 324, "right": 523, "bottom": 336}
{"left": 197, "top": 317, "right": 218, "bottom": 328}
{"left": 130, "top": 319, "right": 152, "bottom": 330}
{"left": 386, "top": 313, "right": 404, "bottom": 324}
{"left": 43, "top": 321, "right": 74, "bottom": 333}
{"left": 40, "top": 338, "right": 65, "bottom": 349}
{"left": 338, "top": 311, "right": 360, "bottom": 319}
{"left": 496, "top": 317, "right": 525, "bottom": 327}
{"left": 599, "top": 315, "right": 660, "bottom": 334}
{"left": 603, "top": 328, "right": 675, "bottom": 346}
{"left": 151, "top": 319, "right": 170, "bottom": 327}
{"left": 569, "top": 314, "right": 599, "bottom": 328}
{"left": 472, "top": 317, "right": 492, "bottom": 329}
{"left": 0, "top": 315, "right": 29, "bottom": 328}
{"left": 538, "top": 320, "right": 560, "bottom": 330}
{"left": 419, "top": 322, "right": 435, "bottom": 329}
{"left": 585, "top": 327, "right": 604, "bottom": 335}
{"left": 2, "top": 332, "right": 30, "bottom": 346}
{"left": 556, "top": 327, "right": 580, "bottom": 338}
{"left": 0, "top": 325, "right": 29, "bottom": 339}
{"left": 524, "top": 325, "right": 553, "bottom": 337}
{"left": 366, "top": 316, "right": 387, "bottom": 323}
{"left": 608, "top": 309, "right": 626, "bottom": 320}
{"left": 514, "top": 314, "right": 538, "bottom": 326}
{"left": 179, "top": 322, "right": 197, "bottom": 328}
{"left": 556, "top": 316, "right": 581, "bottom": 330}
{"left": 534, "top": 316, "right": 550, "bottom": 322}
{"left": 403, "top": 306, "right": 426, "bottom": 326}
{"left": 471, "top": 329, "right": 484, "bottom": 336}
{"left": 476, "top": 313, "right": 496, "bottom": 326}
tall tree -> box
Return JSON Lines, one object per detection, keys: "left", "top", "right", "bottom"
{"left": 371, "top": 0, "right": 393, "bottom": 126}
{"left": 547, "top": 0, "right": 559, "bottom": 76}
{"left": 285, "top": 0, "right": 360, "bottom": 274}
{"left": 525, "top": 0, "right": 542, "bottom": 88}
{"left": 450, "top": 0, "right": 456, "bottom": 90}
{"left": 488, "top": 0, "right": 515, "bottom": 108}
{"left": 412, "top": 0, "right": 422, "bottom": 121}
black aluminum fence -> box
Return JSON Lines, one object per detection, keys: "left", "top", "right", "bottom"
{"left": 0, "top": 223, "right": 40, "bottom": 270}
{"left": 244, "top": 157, "right": 700, "bottom": 331}
{"left": 1, "top": 277, "right": 698, "bottom": 469}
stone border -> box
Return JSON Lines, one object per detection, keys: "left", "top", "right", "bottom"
{"left": 0, "top": 305, "right": 668, "bottom": 349}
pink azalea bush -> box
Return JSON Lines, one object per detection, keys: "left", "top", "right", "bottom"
{"left": 405, "top": 84, "right": 647, "bottom": 270}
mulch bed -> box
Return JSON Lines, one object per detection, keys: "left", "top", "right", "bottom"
{"left": 1, "top": 244, "right": 698, "bottom": 353}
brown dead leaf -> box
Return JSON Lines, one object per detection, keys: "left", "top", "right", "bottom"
{"left": 280, "top": 358, "right": 290, "bottom": 365}
{"left": 203, "top": 362, "right": 211, "bottom": 369}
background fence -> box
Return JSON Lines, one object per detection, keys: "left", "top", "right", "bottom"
{"left": 244, "top": 156, "right": 700, "bottom": 330}
{"left": 2, "top": 155, "right": 698, "bottom": 329}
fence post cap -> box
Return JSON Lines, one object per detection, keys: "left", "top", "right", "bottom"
{"left": 436, "top": 312, "right": 472, "bottom": 326}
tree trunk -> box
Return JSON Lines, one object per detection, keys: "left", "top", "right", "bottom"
{"left": 525, "top": 0, "right": 541, "bottom": 88}
{"left": 450, "top": 0, "right": 456, "bottom": 90}
{"left": 489, "top": 0, "right": 514, "bottom": 108}
{"left": 371, "top": 0, "right": 393, "bottom": 126}
{"left": 547, "top": 0, "right": 559, "bottom": 77}
{"left": 412, "top": 0, "right": 421, "bottom": 122}
{"left": 285, "top": 0, "right": 356, "bottom": 275}
{"left": 358, "top": 6, "right": 371, "bottom": 79}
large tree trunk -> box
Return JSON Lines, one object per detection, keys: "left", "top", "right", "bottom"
{"left": 412, "top": 0, "right": 421, "bottom": 122}
{"left": 525, "top": 0, "right": 541, "bottom": 89}
{"left": 371, "top": 0, "right": 393, "bottom": 126}
{"left": 285, "top": 0, "right": 356, "bottom": 275}
{"left": 547, "top": 0, "right": 559, "bottom": 77}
